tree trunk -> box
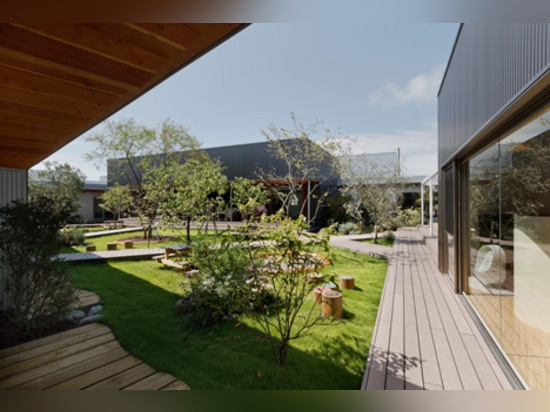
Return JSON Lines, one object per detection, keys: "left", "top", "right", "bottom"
{"left": 186, "top": 215, "right": 191, "bottom": 243}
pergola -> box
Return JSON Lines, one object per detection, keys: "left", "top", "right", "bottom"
{"left": 0, "top": 23, "right": 248, "bottom": 170}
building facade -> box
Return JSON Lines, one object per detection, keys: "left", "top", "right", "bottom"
{"left": 438, "top": 23, "right": 550, "bottom": 389}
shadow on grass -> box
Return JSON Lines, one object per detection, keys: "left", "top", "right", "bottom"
{"left": 70, "top": 262, "right": 367, "bottom": 389}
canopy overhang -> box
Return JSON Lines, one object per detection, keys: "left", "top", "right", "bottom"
{"left": 0, "top": 23, "right": 248, "bottom": 170}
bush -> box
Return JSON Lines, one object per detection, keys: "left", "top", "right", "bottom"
{"left": 183, "top": 238, "right": 274, "bottom": 327}
{"left": 337, "top": 221, "right": 361, "bottom": 235}
{"left": 59, "top": 227, "right": 86, "bottom": 246}
{"left": 0, "top": 198, "right": 78, "bottom": 336}
{"left": 397, "top": 208, "right": 421, "bottom": 227}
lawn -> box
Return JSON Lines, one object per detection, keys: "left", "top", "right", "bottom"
{"left": 69, "top": 246, "right": 387, "bottom": 389}
{"left": 61, "top": 228, "right": 219, "bottom": 253}
{"left": 358, "top": 235, "right": 395, "bottom": 247}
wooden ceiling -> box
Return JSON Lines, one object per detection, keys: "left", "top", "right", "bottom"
{"left": 0, "top": 23, "right": 248, "bottom": 170}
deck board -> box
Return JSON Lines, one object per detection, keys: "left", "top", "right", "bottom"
{"left": 361, "top": 227, "right": 514, "bottom": 390}
{"left": 0, "top": 322, "right": 190, "bottom": 390}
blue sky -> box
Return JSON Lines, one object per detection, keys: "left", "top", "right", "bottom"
{"left": 34, "top": 23, "right": 459, "bottom": 181}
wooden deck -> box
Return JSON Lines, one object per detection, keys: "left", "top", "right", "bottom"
{"left": 0, "top": 291, "right": 189, "bottom": 390}
{"left": 59, "top": 248, "right": 166, "bottom": 264}
{"left": 361, "top": 227, "right": 515, "bottom": 390}
{"left": 0, "top": 322, "right": 190, "bottom": 390}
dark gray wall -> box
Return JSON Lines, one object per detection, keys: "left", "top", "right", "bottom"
{"left": 108, "top": 139, "right": 339, "bottom": 186}
{"left": 438, "top": 23, "right": 550, "bottom": 167}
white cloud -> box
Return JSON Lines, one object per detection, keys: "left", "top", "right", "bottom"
{"left": 368, "top": 64, "right": 445, "bottom": 108}
{"left": 349, "top": 123, "right": 437, "bottom": 177}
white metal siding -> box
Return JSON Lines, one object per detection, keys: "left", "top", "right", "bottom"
{"left": 0, "top": 167, "right": 27, "bottom": 310}
{"left": 438, "top": 23, "right": 550, "bottom": 166}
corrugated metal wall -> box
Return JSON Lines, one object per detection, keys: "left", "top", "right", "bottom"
{"left": 0, "top": 167, "right": 27, "bottom": 207}
{"left": 0, "top": 167, "right": 27, "bottom": 310}
{"left": 438, "top": 23, "right": 550, "bottom": 166}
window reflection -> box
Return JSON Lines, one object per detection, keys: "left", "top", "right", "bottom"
{"left": 468, "top": 107, "right": 550, "bottom": 389}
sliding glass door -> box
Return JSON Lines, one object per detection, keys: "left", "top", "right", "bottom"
{"left": 467, "top": 106, "right": 550, "bottom": 389}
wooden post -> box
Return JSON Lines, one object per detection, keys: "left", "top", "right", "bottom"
{"left": 321, "top": 289, "right": 343, "bottom": 318}
{"left": 339, "top": 275, "right": 355, "bottom": 290}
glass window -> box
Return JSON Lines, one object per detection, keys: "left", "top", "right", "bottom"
{"left": 467, "top": 106, "right": 550, "bottom": 389}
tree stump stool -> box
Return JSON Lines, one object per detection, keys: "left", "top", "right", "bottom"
{"left": 313, "top": 282, "right": 338, "bottom": 304}
{"left": 339, "top": 275, "right": 355, "bottom": 290}
{"left": 107, "top": 243, "right": 118, "bottom": 251}
{"left": 313, "top": 287, "right": 327, "bottom": 304}
{"left": 123, "top": 241, "right": 133, "bottom": 249}
{"left": 321, "top": 289, "right": 343, "bottom": 318}
{"left": 86, "top": 245, "right": 96, "bottom": 252}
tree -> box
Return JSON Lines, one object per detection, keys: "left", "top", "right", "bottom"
{"left": 0, "top": 198, "right": 77, "bottom": 336}
{"left": 28, "top": 161, "right": 85, "bottom": 224}
{"left": 229, "top": 177, "right": 270, "bottom": 220}
{"left": 259, "top": 112, "right": 350, "bottom": 226}
{"left": 145, "top": 155, "right": 228, "bottom": 243}
{"left": 99, "top": 184, "right": 133, "bottom": 220}
{"left": 243, "top": 212, "right": 336, "bottom": 366}
{"left": 340, "top": 154, "right": 403, "bottom": 243}
{"left": 85, "top": 118, "right": 201, "bottom": 239}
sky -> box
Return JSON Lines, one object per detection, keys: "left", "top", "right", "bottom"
{"left": 33, "top": 23, "right": 459, "bottom": 181}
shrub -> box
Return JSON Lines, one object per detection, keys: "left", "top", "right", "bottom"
{"left": 397, "top": 208, "right": 421, "bottom": 227}
{"left": 59, "top": 227, "right": 86, "bottom": 246}
{"left": 337, "top": 221, "right": 361, "bottom": 235}
{"left": 183, "top": 238, "right": 274, "bottom": 327}
{"left": 0, "top": 198, "right": 78, "bottom": 336}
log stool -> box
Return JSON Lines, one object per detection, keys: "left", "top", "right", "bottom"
{"left": 313, "top": 287, "right": 327, "bottom": 304}
{"left": 321, "top": 289, "right": 343, "bottom": 318}
{"left": 339, "top": 275, "right": 355, "bottom": 290}
{"left": 107, "top": 243, "right": 118, "bottom": 251}
{"left": 86, "top": 245, "right": 96, "bottom": 252}
{"left": 123, "top": 241, "right": 133, "bottom": 249}
{"left": 313, "top": 282, "right": 338, "bottom": 304}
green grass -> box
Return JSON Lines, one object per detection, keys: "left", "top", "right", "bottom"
{"left": 69, "top": 246, "right": 387, "bottom": 389}
{"left": 61, "top": 228, "right": 220, "bottom": 254}
{"left": 358, "top": 235, "right": 395, "bottom": 247}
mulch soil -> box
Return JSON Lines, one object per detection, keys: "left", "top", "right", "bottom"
{"left": 0, "top": 312, "right": 80, "bottom": 350}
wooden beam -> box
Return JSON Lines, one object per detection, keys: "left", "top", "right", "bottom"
{"left": 14, "top": 23, "right": 169, "bottom": 73}
{"left": 0, "top": 25, "right": 153, "bottom": 88}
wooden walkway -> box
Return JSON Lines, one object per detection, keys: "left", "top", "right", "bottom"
{"left": 0, "top": 323, "right": 190, "bottom": 390}
{"left": 59, "top": 248, "right": 166, "bottom": 264}
{"left": 0, "top": 290, "right": 190, "bottom": 390}
{"left": 361, "top": 227, "right": 514, "bottom": 390}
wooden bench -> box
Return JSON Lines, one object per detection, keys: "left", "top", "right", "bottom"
{"left": 160, "top": 258, "right": 190, "bottom": 271}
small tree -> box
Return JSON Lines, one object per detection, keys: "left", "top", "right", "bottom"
{"left": 29, "top": 161, "right": 85, "bottom": 223}
{"left": 145, "top": 155, "right": 227, "bottom": 243}
{"left": 230, "top": 177, "right": 270, "bottom": 220}
{"left": 340, "top": 154, "right": 403, "bottom": 242}
{"left": 100, "top": 184, "right": 133, "bottom": 220}
{"left": 243, "top": 211, "right": 336, "bottom": 366}
{"left": 85, "top": 117, "right": 201, "bottom": 239}
{"left": 259, "top": 112, "right": 350, "bottom": 225}
{"left": 0, "top": 198, "right": 77, "bottom": 336}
